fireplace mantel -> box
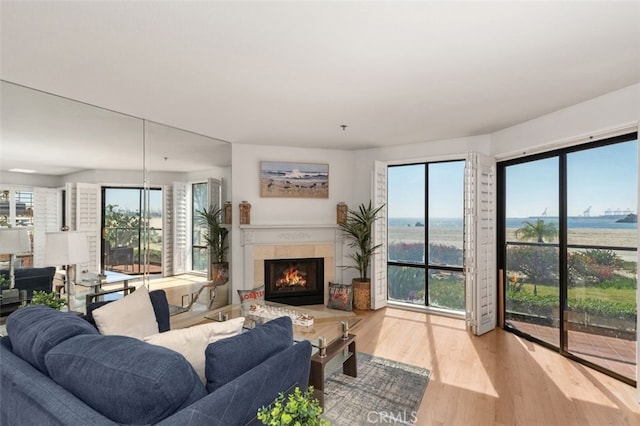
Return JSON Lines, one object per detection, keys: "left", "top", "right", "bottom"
{"left": 239, "top": 224, "right": 344, "bottom": 302}
{"left": 239, "top": 224, "right": 340, "bottom": 246}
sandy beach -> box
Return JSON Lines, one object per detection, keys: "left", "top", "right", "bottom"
{"left": 260, "top": 178, "right": 328, "bottom": 198}
{"left": 389, "top": 226, "right": 638, "bottom": 260}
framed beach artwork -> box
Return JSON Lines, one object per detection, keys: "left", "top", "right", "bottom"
{"left": 260, "top": 161, "right": 329, "bottom": 198}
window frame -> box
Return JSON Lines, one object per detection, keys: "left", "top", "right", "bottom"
{"left": 387, "top": 159, "right": 466, "bottom": 314}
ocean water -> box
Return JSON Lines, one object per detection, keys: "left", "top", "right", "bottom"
{"left": 389, "top": 216, "right": 637, "bottom": 230}
{"left": 261, "top": 168, "right": 328, "bottom": 184}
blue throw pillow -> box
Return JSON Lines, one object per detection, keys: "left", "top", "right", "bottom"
{"left": 6, "top": 305, "right": 98, "bottom": 374}
{"left": 205, "top": 316, "right": 293, "bottom": 393}
{"left": 45, "top": 334, "right": 207, "bottom": 424}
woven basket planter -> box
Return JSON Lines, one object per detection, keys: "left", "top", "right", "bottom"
{"left": 352, "top": 279, "right": 371, "bottom": 310}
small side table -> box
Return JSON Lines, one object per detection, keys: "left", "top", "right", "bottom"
{"left": 309, "top": 334, "right": 357, "bottom": 408}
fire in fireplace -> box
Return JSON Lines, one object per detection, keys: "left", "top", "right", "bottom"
{"left": 264, "top": 257, "right": 324, "bottom": 306}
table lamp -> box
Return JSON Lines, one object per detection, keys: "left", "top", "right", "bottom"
{"left": 0, "top": 228, "right": 32, "bottom": 288}
{"left": 45, "top": 230, "right": 89, "bottom": 311}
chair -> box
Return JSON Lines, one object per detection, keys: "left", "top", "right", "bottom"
{"left": 186, "top": 281, "right": 219, "bottom": 312}
{"left": 104, "top": 241, "right": 134, "bottom": 272}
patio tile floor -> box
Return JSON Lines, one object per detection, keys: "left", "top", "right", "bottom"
{"left": 510, "top": 320, "right": 636, "bottom": 381}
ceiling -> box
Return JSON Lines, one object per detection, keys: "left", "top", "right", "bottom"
{"left": 1, "top": 1, "right": 639, "bottom": 173}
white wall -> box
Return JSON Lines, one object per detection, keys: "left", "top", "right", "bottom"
{"left": 229, "top": 143, "right": 354, "bottom": 299}
{"left": 491, "top": 83, "right": 640, "bottom": 159}
{"left": 64, "top": 169, "right": 148, "bottom": 185}
{"left": 0, "top": 171, "right": 63, "bottom": 188}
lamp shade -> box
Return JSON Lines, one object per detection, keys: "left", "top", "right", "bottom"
{"left": 45, "top": 231, "right": 90, "bottom": 265}
{"left": 0, "top": 228, "right": 31, "bottom": 255}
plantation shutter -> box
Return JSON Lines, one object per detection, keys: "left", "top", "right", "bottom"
{"left": 75, "top": 183, "right": 101, "bottom": 273}
{"left": 162, "top": 185, "right": 174, "bottom": 276}
{"left": 464, "top": 152, "right": 497, "bottom": 335}
{"left": 65, "top": 182, "right": 76, "bottom": 230}
{"left": 173, "top": 181, "right": 188, "bottom": 275}
{"left": 371, "top": 160, "right": 388, "bottom": 310}
{"left": 32, "top": 188, "right": 61, "bottom": 267}
{"left": 208, "top": 178, "right": 222, "bottom": 208}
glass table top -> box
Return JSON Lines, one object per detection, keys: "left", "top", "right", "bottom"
{"left": 205, "top": 301, "right": 361, "bottom": 347}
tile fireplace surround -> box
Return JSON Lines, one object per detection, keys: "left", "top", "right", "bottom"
{"left": 240, "top": 225, "right": 344, "bottom": 305}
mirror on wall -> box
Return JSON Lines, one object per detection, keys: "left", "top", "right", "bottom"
{"left": 0, "top": 80, "right": 231, "bottom": 304}
{"left": 0, "top": 80, "right": 143, "bottom": 179}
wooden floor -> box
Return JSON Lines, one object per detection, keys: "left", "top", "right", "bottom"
{"left": 353, "top": 307, "right": 640, "bottom": 426}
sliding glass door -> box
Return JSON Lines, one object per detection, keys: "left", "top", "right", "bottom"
{"left": 565, "top": 141, "right": 638, "bottom": 380}
{"left": 102, "top": 187, "right": 163, "bottom": 275}
{"left": 499, "top": 134, "right": 638, "bottom": 384}
{"left": 503, "top": 157, "right": 560, "bottom": 347}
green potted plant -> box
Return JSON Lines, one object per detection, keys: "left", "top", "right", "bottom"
{"left": 197, "top": 205, "right": 230, "bottom": 285}
{"left": 257, "top": 386, "right": 329, "bottom": 426}
{"left": 30, "top": 290, "right": 67, "bottom": 310}
{"left": 0, "top": 275, "right": 8, "bottom": 291}
{"left": 338, "top": 201, "right": 384, "bottom": 310}
{"left": 0, "top": 274, "right": 21, "bottom": 306}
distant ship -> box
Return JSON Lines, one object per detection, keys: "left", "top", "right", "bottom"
{"left": 601, "top": 207, "right": 633, "bottom": 217}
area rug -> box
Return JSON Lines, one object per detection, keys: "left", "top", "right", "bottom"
{"left": 322, "top": 353, "right": 430, "bottom": 425}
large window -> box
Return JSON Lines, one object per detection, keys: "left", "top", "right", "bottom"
{"left": 0, "top": 189, "right": 34, "bottom": 228}
{"left": 499, "top": 133, "right": 638, "bottom": 384}
{"left": 387, "top": 160, "right": 466, "bottom": 312}
{"left": 0, "top": 189, "right": 34, "bottom": 268}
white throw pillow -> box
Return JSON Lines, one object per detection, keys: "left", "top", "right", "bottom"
{"left": 143, "top": 317, "right": 245, "bottom": 382}
{"left": 92, "top": 285, "right": 159, "bottom": 340}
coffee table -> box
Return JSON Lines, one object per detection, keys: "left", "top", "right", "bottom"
{"left": 204, "top": 301, "right": 361, "bottom": 407}
{"left": 204, "top": 301, "right": 361, "bottom": 346}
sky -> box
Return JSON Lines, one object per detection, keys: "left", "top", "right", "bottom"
{"left": 388, "top": 139, "right": 637, "bottom": 219}
{"left": 388, "top": 161, "right": 465, "bottom": 218}
{"left": 104, "top": 188, "right": 163, "bottom": 212}
{"left": 506, "top": 140, "right": 638, "bottom": 218}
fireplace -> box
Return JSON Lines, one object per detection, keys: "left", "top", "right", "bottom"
{"left": 264, "top": 257, "right": 324, "bottom": 306}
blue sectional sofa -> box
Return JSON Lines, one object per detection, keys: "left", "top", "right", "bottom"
{"left": 0, "top": 304, "right": 311, "bottom": 425}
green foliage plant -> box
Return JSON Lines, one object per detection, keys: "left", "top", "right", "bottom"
{"left": 515, "top": 219, "right": 558, "bottom": 243}
{"left": 104, "top": 203, "right": 142, "bottom": 248}
{"left": 31, "top": 290, "right": 66, "bottom": 310}
{"left": 338, "top": 201, "right": 384, "bottom": 281}
{"left": 197, "top": 205, "right": 229, "bottom": 263}
{"left": 0, "top": 275, "right": 8, "bottom": 290}
{"left": 257, "top": 386, "right": 329, "bottom": 426}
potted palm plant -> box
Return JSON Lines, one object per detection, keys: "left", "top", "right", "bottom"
{"left": 197, "top": 205, "right": 229, "bottom": 285}
{"left": 339, "top": 201, "right": 384, "bottom": 310}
